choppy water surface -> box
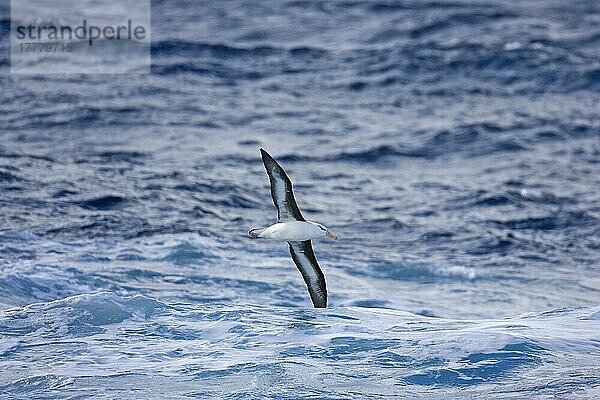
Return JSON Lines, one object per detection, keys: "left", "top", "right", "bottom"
{"left": 1, "top": 0, "right": 599, "bottom": 398}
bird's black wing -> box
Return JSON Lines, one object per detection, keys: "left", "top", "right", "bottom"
{"left": 261, "top": 148, "right": 306, "bottom": 222}
{"left": 288, "top": 240, "right": 327, "bottom": 308}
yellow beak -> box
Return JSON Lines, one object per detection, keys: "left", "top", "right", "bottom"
{"left": 326, "top": 230, "right": 339, "bottom": 241}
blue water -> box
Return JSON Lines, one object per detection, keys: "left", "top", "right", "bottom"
{"left": 1, "top": 0, "right": 599, "bottom": 398}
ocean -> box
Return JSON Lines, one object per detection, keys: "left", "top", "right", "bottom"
{"left": 0, "top": 0, "right": 599, "bottom": 398}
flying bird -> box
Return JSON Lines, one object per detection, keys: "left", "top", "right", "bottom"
{"left": 249, "top": 148, "right": 338, "bottom": 308}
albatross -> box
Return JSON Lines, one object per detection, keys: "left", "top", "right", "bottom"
{"left": 249, "top": 148, "right": 338, "bottom": 308}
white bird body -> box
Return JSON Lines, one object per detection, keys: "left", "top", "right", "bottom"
{"left": 251, "top": 221, "right": 328, "bottom": 241}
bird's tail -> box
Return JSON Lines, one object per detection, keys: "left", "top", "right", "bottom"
{"left": 248, "top": 227, "right": 265, "bottom": 238}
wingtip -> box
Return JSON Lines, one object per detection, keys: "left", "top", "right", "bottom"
{"left": 260, "top": 148, "right": 275, "bottom": 163}
{"left": 313, "top": 301, "right": 327, "bottom": 308}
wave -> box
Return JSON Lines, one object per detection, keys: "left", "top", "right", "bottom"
{"left": 370, "top": 260, "right": 478, "bottom": 282}
{"left": 489, "top": 210, "right": 598, "bottom": 231}
{"left": 76, "top": 195, "right": 130, "bottom": 211}
{"left": 146, "top": 35, "right": 600, "bottom": 95}
{"left": 0, "top": 293, "right": 598, "bottom": 397}
{"left": 0, "top": 292, "right": 164, "bottom": 338}
{"left": 153, "top": 40, "right": 282, "bottom": 58}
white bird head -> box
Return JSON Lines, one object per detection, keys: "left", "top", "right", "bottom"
{"left": 314, "top": 223, "right": 338, "bottom": 240}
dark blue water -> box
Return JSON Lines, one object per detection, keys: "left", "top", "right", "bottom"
{"left": 1, "top": 0, "right": 599, "bottom": 398}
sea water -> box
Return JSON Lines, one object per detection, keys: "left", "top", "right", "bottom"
{"left": 1, "top": 0, "right": 599, "bottom": 398}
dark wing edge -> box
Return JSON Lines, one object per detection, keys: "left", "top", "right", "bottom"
{"left": 288, "top": 240, "right": 327, "bottom": 308}
{"left": 260, "top": 148, "right": 305, "bottom": 222}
